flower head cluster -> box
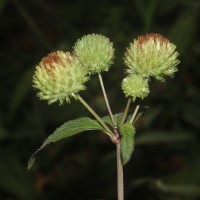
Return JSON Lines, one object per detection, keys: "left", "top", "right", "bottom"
{"left": 73, "top": 34, "right": 114, "bottom": 74}
{"left": 124, "top": 33, "right": 180, "bottom": 81}
{"left": 33, "top": 51, "right": 88, "bottom": 105}
{"left": 122, "top": 74, "right": 149, "bottom": 101}
{"left": 122, "top": 33, "right": 180, "bottom": 101}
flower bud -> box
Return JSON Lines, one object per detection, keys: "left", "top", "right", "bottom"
{"left": 124, "top": 33, "right": 180, "bottom": 81}
{"left": 33, "top": 51, "right": 88, "bottom": 105}
{"left": 73, "top": 34, "right": 114, "bottom": 74}
{"left": 122, "top": 75, "right": 149, "bottom": 101}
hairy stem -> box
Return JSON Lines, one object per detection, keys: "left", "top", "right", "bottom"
{"left": 120, "top": 98, "right": 132, "bottom": 125}
{"left": 116, "top": 142, "right": 124, "bottom": 200}
{"left": 77, "top": 94, "right": 115, "bottom": 139}
{"left": 98, "top": 73, "right": 117, "bottom": 127}
{"left": 130, "top": 105, "right": 140, "bottom": 124}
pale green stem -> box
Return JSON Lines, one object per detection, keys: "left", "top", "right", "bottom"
{"left": 116, "top": 142, "right": 124, "bottom": 200}
{"left": 130, "top": 105, "right": 140, "bottom": 124}
{"left": 76, "top": 94, "right": 115, "bottom": 139}
{"left": 98, "top": 73, "right": 117, "bottom": 127}
{"left": 120, "top": 98, "right": 132, "bottom": 125}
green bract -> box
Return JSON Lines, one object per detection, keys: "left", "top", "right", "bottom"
{"left": 73, "top": 34, "right": 114, "bottom": 74}
{"left": 124, "top": 33, "right": 180, "bottom": 81}
{"left": 33, "top": 51, "right": 89, "bottom": 105}
{"left": 122, "top": 75, "right": 149, "bottom": 101}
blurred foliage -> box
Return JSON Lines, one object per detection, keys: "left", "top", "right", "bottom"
{"left": 0, "top": 0, "right": 200, "bottom": 199}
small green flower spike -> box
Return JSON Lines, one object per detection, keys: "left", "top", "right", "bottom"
{"left": 122, "top": 74, "right": 149, "bottom": 101}
{"left": 73, "top": 34, "right": 114, "bottom": 74}
{"left": 33, "top": 51, "right": 88, "bottom": 105}
{"left": 124, "top": 33, "right": 180, "bottom": 81}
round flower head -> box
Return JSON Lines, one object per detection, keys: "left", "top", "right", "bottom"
{"left": 124, "top": 33, "right": 180, "bottom": 81}
{"left": 73, "top": 34, "right": 114, "bottom": 74}
{"left": 33, "top": 51, "right": 89, "bottom": 105}
{"left": 122, "top": 74, "right": 149, "bottom": 101}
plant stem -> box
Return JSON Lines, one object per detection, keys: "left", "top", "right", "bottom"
{"left": 120, "top": 98, "right": 132, "bottom": 125}
{"left": 77, "top": 94, "right": 115, "bottom": 139}
{"left": 116, "top": 142, "right": 124, "bottom": 200}
{"left": 130, "top": 105, "right": 140, "bottom": 124}
{"left": 98, "top": 74, "right": 124, "bottom": 199}
{"left": 98, "top": 73, "right": 117, "bottom": 127}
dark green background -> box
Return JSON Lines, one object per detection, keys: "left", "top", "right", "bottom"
{"left": 0, "top": 0, "right": 200, "bottom": 199}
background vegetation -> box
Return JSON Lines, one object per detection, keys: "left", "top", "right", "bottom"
{"left": 0, "top": 0, "right": 200, "bottom": 199}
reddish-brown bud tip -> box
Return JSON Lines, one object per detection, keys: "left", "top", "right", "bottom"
{"left": 137, "top": 33, "right": 169, "bottom": 47}
{"left": 42, "top": 52, "right": 62, "bottom": 67}
{"left": 40, "top": 52, "right": 64, "bottom": 76}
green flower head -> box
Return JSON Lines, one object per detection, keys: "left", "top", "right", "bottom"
{"left": 73, "top": 34, "right": 114, "bottom": 74}
{"left": 33, "top": 51, "right": 89, "bottom": 105}
{"left": 122, "top": 74, "right": 149, "bottom": 101}
{"left": 124, "top": 33, "right": 180, "bottom": 81}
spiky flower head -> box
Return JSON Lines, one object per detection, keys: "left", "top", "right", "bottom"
{"left": 122, "top": 74, "right": 149, "bottom": 101}
{"left": 124, "top": 33, "right": 180, "bottom": 81}
{"left": 33, "top": 51, "right": 88, "bottom": 105}
{"left": 73, "top": 34, "right": 114, "bottom": 74}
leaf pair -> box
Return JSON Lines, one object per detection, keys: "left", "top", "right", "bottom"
{"left": 28, "top": 115, "right": 137, "bottom": 170}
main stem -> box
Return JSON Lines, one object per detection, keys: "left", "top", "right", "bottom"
{"left": 116, "top": 142, "right": 124, "bottom": 200}
{"left": 76, "top": 94, "right": 115, "bottom": 139}
{"left": 98, "top": 73, "right": 124, "bottom": 200}
{"left": 98, "top": 73, "right": 117, "bottom": 127}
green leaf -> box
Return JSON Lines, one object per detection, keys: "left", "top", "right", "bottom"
{"left": 102, "top": 113, "right": 123, "bottom": 126}
{"left": 102, "top": 107, "right": 147, "bottom": 127}
{"left": 28, "top": 117, "right": 106, "bottom": 170}
{"left": 119, "top": 122, "right": 135, "bottom": 165}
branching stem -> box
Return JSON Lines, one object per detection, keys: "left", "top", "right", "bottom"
{"left": 98, "top": 73, "right": 117, "bottom": 127}
{"left": 77, "top": 94, "right": 115, "bottom": 139}
{"left": 120, "top": 98, "right": 132, "bottom": 125}
{"left": 130, "top": 105, "right": 140, "bottom": 124}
